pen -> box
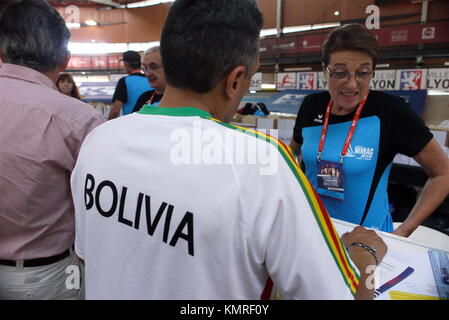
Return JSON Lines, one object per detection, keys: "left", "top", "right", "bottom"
{"left": 374, "top": 266, "right": 415, "bottom": 298}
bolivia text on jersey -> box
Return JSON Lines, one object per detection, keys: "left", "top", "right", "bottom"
{"left": 84, "top": 174, "right": 194, "bottom": 256}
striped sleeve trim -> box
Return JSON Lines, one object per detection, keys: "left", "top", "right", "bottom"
{"left": 209, "top": 118, "right": 359, "bottom": 296}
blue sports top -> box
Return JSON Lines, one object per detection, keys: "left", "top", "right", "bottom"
{"left": 112, "top": 73, "right": 152, "bottom": 116}
{"left": 293, "top": 90, "right": 433, "bottom": 231}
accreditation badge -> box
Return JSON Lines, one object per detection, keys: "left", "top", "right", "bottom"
{"left": 316, "top": 160, "right": 344, "bottom": 201}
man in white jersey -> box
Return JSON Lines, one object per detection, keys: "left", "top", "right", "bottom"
{"left": 71, "top": 0, "right": 387, "bottom": 300}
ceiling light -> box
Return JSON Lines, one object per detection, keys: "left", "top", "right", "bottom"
{"left": 282, "top": 25, "right": 312, "bottom": 33}
{"left": 284, "top": 67, "right": 312, "bottom": 72}
{"left": 334, "top": 11, "right": 340, "bottom": 16}
{"left": 261, "top": 84, "right": 276, "bottom": 90}
{"left": 68, "top": 42, "right": 161, "bottom": 55}
{"left": 311, "top": 22, "right": 341, "bottom": 30}
{"left": 128, "top": 42, "right": 160, "bottom": 52}
{"left": 68, "top": 42, "right": 128, "bottom": 54}
{"left": 259, "top": 22, "right": 341, "bottom": 38}
{"left": 260, "top": 28, "right": 278, "bottom": 37}
{"left": 124, "top": 0, "right": 175, "bottom": 8}
{"left": 85, "top": 20, "right": 98, "bottom": 26}
{"left": 66, "top": 23, "right": 81, "bottom": 29}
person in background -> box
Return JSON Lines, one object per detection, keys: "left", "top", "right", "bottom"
{"left": 0, "top": 0, "right": 104, "bottom": 299}
{"left": 289, "top": 23, "right": 449, "bottom": 237}
{"left": 71, "top": 0, "right": 386, "bottom": 300}
{"left": 132, "top": 46, "right": 166, "bottom": 112}
{"left": 108, "top": 50, "right": 151, "bottom": 120}
{"left": 56, "top": 73, "right": 81, "bottom": 100}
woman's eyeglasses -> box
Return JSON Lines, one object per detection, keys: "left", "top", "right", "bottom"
{"left": 324, "top": 65, "right": 374, "bottom": 82}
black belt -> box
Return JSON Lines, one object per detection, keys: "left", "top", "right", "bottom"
{"left": 0, "top": 249, "right": 71, "bottom": 268}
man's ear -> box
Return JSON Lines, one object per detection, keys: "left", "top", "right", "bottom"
{"left": 224, "top": 65, "right": 247, "bottom": 100}
{"left": 58, "top": 50, "right": 71, "bottom": 72}
{"left": 123, "top": 61, "right": 130, "bottom": 72}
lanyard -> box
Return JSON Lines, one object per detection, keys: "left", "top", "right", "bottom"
{"left": 317, "top": 93, "right": 369, "bottom": 163}
{"left": 146, "top": 91, "right": 157, "bottom": 105}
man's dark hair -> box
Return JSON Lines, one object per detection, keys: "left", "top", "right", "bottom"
{"left": 322, "top": 23, "right": 380, "bottom": 67}
{"left": 160, "top": 0, "right": 263, "bottom": 94}
{"left": 0, "top": 0, "right": 16, "bottom": 17}
{"left": 0, "top": 0, "right": 70, "bottom": 72}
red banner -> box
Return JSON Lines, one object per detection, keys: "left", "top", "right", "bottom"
{"left": 376, "top": 21, "right": 449, "bottom": 46}
{"left": 91, "top": 56, "right": 108, "bottom": 70}
{"left": 260, "top": 21, "right": 449, "bottom": 57}
{"left": 108, "top": 55, "right": 122, "bottom": 69}
{"left": 67, "top": 56, "right": 91, "bottom": 69}
{"left": 67, "top": 55, "right": 123, "bottom": 70}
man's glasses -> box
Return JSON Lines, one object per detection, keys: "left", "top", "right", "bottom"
{"left": 142, "top": 63, "right": 161, "bottom": 72}
{"left": 324, "top": 65, "right": 374, "bottom": 82}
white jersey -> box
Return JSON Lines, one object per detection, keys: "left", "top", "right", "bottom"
{"left": 71, "top": 106, "right": 359, "bottom": 299}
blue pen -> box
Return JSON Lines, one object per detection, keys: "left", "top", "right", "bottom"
{"left": 374, "top": 267, "right": 415, "bottom": 298}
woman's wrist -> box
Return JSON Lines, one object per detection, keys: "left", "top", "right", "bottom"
{"left": 393, "top": 222, "right": 417, "bottom": 237}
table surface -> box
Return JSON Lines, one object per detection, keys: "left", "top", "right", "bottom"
{"left": 332, "top": 218, "right": 448, "bottom": 300}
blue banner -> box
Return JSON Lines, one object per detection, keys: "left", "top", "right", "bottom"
{"left": 260, "top": 89, "right": 427, "bottom": 116}
{"left": 383, "top": 90, "right": 427, "bottom": 116}
{"left": 78, "top": 82, "right": 116, "bottom": 104}
{"left": 264, "top": 90, "right": 324, "bottom": 114}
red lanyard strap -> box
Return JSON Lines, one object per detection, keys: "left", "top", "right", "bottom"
{"left": 317, "top": 93, "right": 369, "bottom": 163}
{"left": 146, "top": 91, "right": 157, "bottom": 105}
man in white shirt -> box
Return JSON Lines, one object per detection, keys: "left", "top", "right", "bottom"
{"left": 71, "top": 0, "right": 386, "bottom": 300}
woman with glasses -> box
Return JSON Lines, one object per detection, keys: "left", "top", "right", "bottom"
{"left": 289, "top": 23, "right": 449, "bottom": 237}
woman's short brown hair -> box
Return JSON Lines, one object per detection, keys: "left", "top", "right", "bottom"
{"left": 322, "top": 23, "right": 380, "bottom": 67}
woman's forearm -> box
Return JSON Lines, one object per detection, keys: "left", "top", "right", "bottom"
{"left": 394, "top": 175, "right": 449, "bottom": 237}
